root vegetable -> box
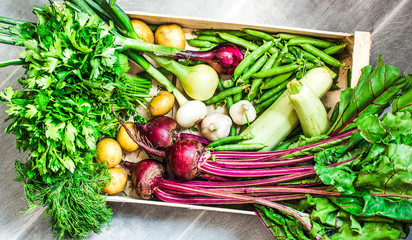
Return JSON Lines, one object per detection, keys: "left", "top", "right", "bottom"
{"left": 201, "top": 113, "right": 232, "bottom": 141}
{"left": 131, "top": 19, "right": 154, "bottom": 44}
{"left": 229, "top": 100, "right": 256, "bottom": 125}
{"left": 96, "top": 138, "right": 123, "bottom": 168}
{"left": 103, "top": 167, "right": 127, "bottom": 195}
{"left": 176, "top": 100, "right": 207, "bottom": 128}
{"left": 116, "top": 122, "right": 139, "bottom": 152}
{"left": 149, "top": 91, "right": 175, "bottom": 116}
{"left": 138, "top": 116, "right": 180, "bottom": 149}
{"left": 155, "top": 24, "right": 186, "bottom": 49}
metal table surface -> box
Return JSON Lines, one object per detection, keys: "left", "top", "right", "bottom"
{"left": 0, "top": 1, "right": 411, "bottom": 240}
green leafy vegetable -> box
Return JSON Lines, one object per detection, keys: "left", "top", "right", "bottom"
{"left": 327, "top": 57, "right": 409, "bottom": 135}
{"left": 0, "top": 3, "right": 151, "bottom": 239}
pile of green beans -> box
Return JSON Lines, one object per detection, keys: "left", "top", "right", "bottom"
{"left": 193, "top": 28, "right": 345, "bottom": 138}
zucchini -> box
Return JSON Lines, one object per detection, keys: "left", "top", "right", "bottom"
{"left": 239, "top": 67, "right": 333, "bottom": 151}
{"left": 287, "top": 79, "right": 330, "bottom": 137}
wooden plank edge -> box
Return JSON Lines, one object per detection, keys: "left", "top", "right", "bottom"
{"left": 126, "top": 11, "right": 353, "bottom": 39}
{"left": 350, "top": 31, "right": 372, "bottom": 88}
{"left": 107, "top": 196, "right": 256, "bottom": 215}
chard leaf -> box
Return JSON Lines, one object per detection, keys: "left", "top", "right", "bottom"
{"left": 332, "top": 194, "right": 412, "bottom": 221}
{"left": 328, "top": 58, "right": 409, "bottom": 135}
{"left": 253, "top": 204, "right": 311, "bottom": 240}
{"left": 331, "top": 221, "right": 402, "bottom": 240}
{"left": 356, "top": 111, "right": 412, "bottom": 145}
{"left": 392, "top": 87, "right": 412, "bottom": 114}
{"left": 355, "top": 143, "right": 412, "bottom": 196}
{"left": 315, "top": 165, "right": 356, "bottom": 194}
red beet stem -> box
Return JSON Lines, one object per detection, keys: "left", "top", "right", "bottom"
{"left": 199, "top": 162, "right": 314, "bottom": 178}
{"left": 169, "top": 157, "right": 356, "bottom": 188}
{"left": 155, "top": 188, "right": 307, "bottom": 204}
{"left": 206, "top": 186, "right": 340, "bottom": 196}
{"left": 211, "top": 129, "right": 356, "bottom": 160}
{"left": 200, "top": 174, "right": 232, "bottom": 182}
{"left": 160, "top": 183, "right": 323, "bottom": 197}
{"left": 155, "top": 178, "right": 313, "bottom": 231}
{"left": 180, "top": 133, "right": 211, "bottom": 145}
{"left": 207, "top": 155, "right": 314, "bottom": 169}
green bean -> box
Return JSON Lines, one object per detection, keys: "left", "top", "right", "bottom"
{"left": 281, "top": 53, "right": 296, "bottom": 64}
{"left": 204, "top": 85, "right": 245, "bottom": 105}
{"left": 323, "top": 43, "right": 347, "bottom": 55}
{"left": 273, "top": 44, "right": 288, "bottom": 67}
{"left": 273, "top": 33, "right": 302, "bottom": 40}
{"left": 211, "top": 143, "right": 267, "bottom": 151}
{"left": 261, "top": 71, "right": 293, "bottom": 90}
{"left": 222, "top": 79, "right": 235, "bottom": 88}
{"left": 233, "top": 92, "right": 243, "bottom": 103}
{"left": 218, "top": 32, "right": 259, "bottom": 51}
{"left": 288, "top": 37, "right": 335, "bottom": 48}
{"left": 300, "top": 43, "right": 343, "bottom": 68}
{"left": 194, "top": 35, "right": 226, "bottom": 43}
{"left": 199, "top": 46, "right": 216, "bottom": 51}
{"left": 242, "top": 29, "right": 281, "bottom": 52}
{"left": 226, "top": 96, "right": 237, "bottom": 136}
{"left": 246, "top": 78, "right": 263, "bottom": 101}
{"left": 253, "top": 63, "right": 299, "bottom": 78}
{"left": 207, "top": 135, "right": 251, "bottom": 148}
{"left": 194, "top": 29, "right": 257, "bottom": 39}
{"left": 256, "top": 90, "right": 285, "bottom": 113}
{"left": 233, "top": 40, "right": 275, "bottom": 79}
{"left": 256, "top": 80, "right": 288, "bottom": 104}
{"left": 217, "top": 78, "right": 224, "bottom": 92}
{"left": 237, "top": 54, "right": 269, "bottom": 84}
{"left": 289, "top": 46, "right": 321, "bottom": 64}
{"left": 186, "top": 39, "right": 216, "bottom": 48}
{"left": 262, "top": 51, "right": 279, "bottom": 70}
{"left": 243, "top": 29, "right": 274, "bottom": 41}
{"left": 245, "top": 52, "right": 279, "bottom": 101}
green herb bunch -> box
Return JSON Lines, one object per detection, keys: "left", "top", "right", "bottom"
{"left": 0, "top": 2, "right": 151, "bottom": 238}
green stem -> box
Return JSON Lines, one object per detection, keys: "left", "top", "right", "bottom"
{"left": 117, "top": 36, "right": 182, "bottom": 55}
{"left": 0, "top": 16, "right": 30, "bottom": 26}
{"left": 0, "top": 35, "right": 14, "bottom": 45}
{"left": 0, "top": 58, "right": 25, "bottom": 67}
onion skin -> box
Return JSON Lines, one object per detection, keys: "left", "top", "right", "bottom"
{"left": 167, "top": 138, "right": 204, "bottom": 181}
{"left": 139, "top": 116, "right": 180, "bottom": 149}
{"left": 130, "top": 159, "right": 165, "bottom": 200}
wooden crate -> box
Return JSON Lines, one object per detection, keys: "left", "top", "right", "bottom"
{"left": 107, "top": 11, "right": 372, "bottom": 215}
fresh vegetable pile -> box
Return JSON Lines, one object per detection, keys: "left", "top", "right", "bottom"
{"left": 0, "top": 1, "right": 411, "bottom": 239}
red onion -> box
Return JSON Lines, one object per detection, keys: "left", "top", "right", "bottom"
{"left": 174, "top": 43, "right": 244, "bottom": 75}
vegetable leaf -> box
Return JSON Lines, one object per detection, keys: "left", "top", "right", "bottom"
{"left": 328, "top": 58, "right": 409, "bottom": 135}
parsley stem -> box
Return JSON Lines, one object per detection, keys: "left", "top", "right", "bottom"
{"left": 0, "top": 16, "right": 31, "bottom": 26}
{"left": 0, "top": 35, "right": 14, "bottom": 45}
{"left": 0, "top": 58, "right": 24, "bottom": 67}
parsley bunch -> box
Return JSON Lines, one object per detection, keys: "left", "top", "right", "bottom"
{"left": 0, "top": 2, "right": 152, "bottom": 238}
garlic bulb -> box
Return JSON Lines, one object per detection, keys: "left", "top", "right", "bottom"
{"left": 201, "top": 113, "right": 232, "bottom": 141}
{"left": 229, "top": 100, "right": 256, "bottom": 125}
{"left": 176, "top": 100, "right": 207, "bottom": 128}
